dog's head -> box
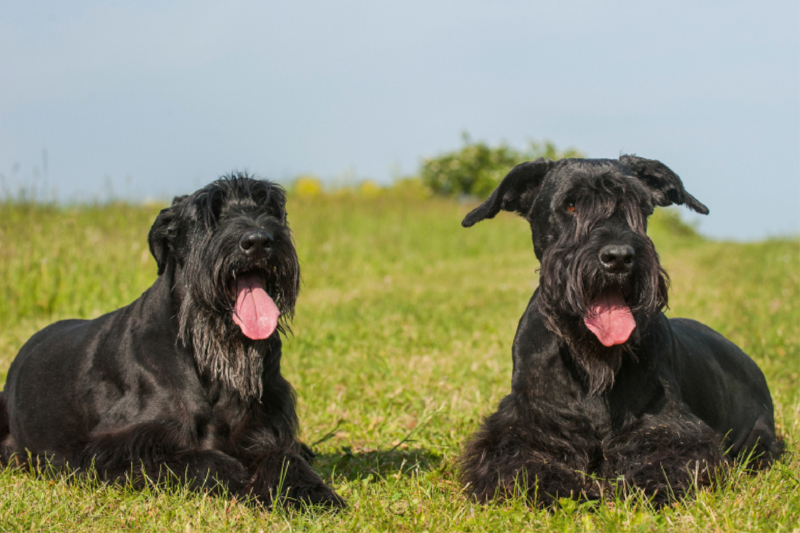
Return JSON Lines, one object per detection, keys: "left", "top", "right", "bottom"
{"left": 463, "top": 156, "right": 708, "bottom": 391}
{"left": 148, "top": 173, "right": 299, "bottom": 341}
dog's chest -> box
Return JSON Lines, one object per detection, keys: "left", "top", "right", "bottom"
{"left": 585, "top": 393, "right": 613, "bottom": 429}
{"left": 197, "top": 388, "right": 251, "bottom": 449}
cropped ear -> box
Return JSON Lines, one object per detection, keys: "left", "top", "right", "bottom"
{"left": 462, "top": 158, "right": 554, "bottom": 227}
{"left": 148, "top": 195, "right": 187, "bottom": 275}
{"left": 619, "top": 155, "right": 709, "bottom": 214}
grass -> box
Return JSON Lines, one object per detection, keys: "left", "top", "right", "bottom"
{"left": 0, "top": 194, "right": 798, "bottom": 532}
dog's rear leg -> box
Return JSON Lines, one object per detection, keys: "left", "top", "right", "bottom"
{"left": 77, "top": 422, "right": 248, "bottom": 494}
{"left": 735, "top": 415, "right": 784, "bottom": 470}
{"left": 603, "top": 408, "right": 724, "bottom": 505}
{"left": 0, "top": 392, "right": 11, "bottom": 465}
{"left": 242, "top": 448, "right": 345, "bottom": 509}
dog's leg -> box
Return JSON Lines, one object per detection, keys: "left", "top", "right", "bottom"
{"left": 231, "top": 414, "right": 344, "bottom": 508}
{"left": 460, "top": 396, "right": 607, "bottom": 506}
{"left": 76, "top": 421, "right": 249, "bottom": 494}
{"left": 240, "top": 446, "right": 345, "bottom": 508}
{"left": 223, "top": 373, "right": 345, "bottom": 509}
{"left": 602, "top": 405, "right": 724, "bottom": 505}
{"left": 0, "top": 392, "right": 10, "bottom": 465}
{"left": 736, "top": 415, "right": 784, "bottom": 470}
{"left": 297, "top": 441, "right": 316, "bottom": 463}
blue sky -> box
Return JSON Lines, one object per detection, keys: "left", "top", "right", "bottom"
{"left": 1, "top": 0, "right": 798, "bottom": 240}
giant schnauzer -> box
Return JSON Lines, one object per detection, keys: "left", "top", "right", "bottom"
{"left": 0, "top": 174, "right": 344, "bottom": 508}
{"left": 459, "top": 156, "right": 782, "bottom": 505}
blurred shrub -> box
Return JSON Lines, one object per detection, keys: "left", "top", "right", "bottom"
{"left": 293, "top": 175, "right": 323, "bottom": 198}
{"left": 289, "top": 134, "right": 583, "bottom": 201}
{"left": 384, "top": 177, "right": 430, "bottom": 200}
{"left": 290, "top": 174, "right": 432, "bottom": 201}
{"left": 420, "top": 133, "right": 583, "bottom": 198}
{"left": 359, "top": 180, "right": 381, "bottom": 198}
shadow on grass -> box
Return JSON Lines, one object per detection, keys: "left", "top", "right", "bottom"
{"left": 312, "top": 447, "right": 448, "bottom": 482}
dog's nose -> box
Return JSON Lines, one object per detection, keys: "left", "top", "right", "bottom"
{"left": 599, "top": 244, "right": 635, "bottom": 273}
{"left": 239, "top": 230, "right": 274, "bottom": 256}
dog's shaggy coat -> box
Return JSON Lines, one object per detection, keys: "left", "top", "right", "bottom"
{"left": 0, "top": 175, "right": 343, "bottom": 508}
{"left": 459, "top": 156, "right": 782, "bottom": 505}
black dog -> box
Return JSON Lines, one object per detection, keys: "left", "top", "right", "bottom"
{"left": 459, "top": 156, "right": 782, "bottom": 505}
{"left": 0, "top": 174, "right": 344, "bottom": 508}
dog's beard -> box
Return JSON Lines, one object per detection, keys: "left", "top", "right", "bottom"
{"left": 538, "top": 233, "right": 668, "bottom": 395}
{"left": 563, "top": 326, "right": 631, "bottom": 396}
{"left": 176, "top": 231, "right": 299, "bottom": 403}
{"left": 178, "top": 297, "right": 267, "bottom": 402}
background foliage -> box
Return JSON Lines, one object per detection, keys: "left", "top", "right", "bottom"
{"left": 419, "top": 133, "right": 584, "bottom": 197}
{"left": 0, "top": 191, "right": 797, "bottom": 532}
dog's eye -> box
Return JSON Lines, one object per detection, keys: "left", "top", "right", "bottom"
{"left": 565, "top": 202, "right": 576, "bottom": 213}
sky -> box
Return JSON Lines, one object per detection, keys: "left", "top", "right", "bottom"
{"left": 1, "top": 0, "right": 798, "bottom": 240}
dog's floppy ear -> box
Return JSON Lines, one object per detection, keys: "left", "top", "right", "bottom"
{"left": 620, "top": 155, "right": 709, "bottom": 215}
{"left": 462, "top": 158, "right": 554, "bottom": 227}
{"left": 148, "top": 195, "right": 187, "bottom": 275}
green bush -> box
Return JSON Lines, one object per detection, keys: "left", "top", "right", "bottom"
{"left": 420, "top": 133, "right": 583, "bottom": 197}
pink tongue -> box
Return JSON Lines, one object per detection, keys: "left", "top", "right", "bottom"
{"left": 232, "top": 273, "right": 280, "bottom": 340}
{"left": 584, "top": 291, "right": 636, "bottom": 347}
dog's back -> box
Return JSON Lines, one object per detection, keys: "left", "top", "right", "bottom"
{"left": 667, "top": 317, "right": 782, "bottom": 464}
{"left": 4, "top": 318, "right": 102, "bottom": 457}
{"left": 3, "top": 284, "right": 197, "bottom": 461}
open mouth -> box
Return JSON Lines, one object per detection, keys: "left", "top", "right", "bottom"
{"left": 229, "top": 270, "right": 280, "bottom": 340}
{"left": 583, "top": 289, "right": 635, "bottom": 347}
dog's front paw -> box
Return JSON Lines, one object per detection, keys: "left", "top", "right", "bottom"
{"left": 243, "top": 450, "right": 345, "bottom": 510}
{"left": 285, "top": 482, "right": 346, "bottom": 509}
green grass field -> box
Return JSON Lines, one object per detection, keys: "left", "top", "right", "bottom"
{"left": 0, "top": 195, "right": 798, "bottom": 532}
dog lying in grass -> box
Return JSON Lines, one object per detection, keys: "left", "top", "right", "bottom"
{"left": 0, "top": 174, "right": 344, "bottom": 509}
{"left": 459, "top": 156, "right": 782, "bottom": 505}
